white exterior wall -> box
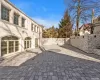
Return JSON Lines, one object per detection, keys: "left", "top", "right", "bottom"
{"left": 0, "top": 0, "right": 43, "bottom": 57}
{"left": 42, "top": 38, "right": 70, "bottom": 46}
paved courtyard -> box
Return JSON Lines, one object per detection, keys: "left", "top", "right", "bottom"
{"left": 0, "top": 45, "right": 100, "bottom": 80}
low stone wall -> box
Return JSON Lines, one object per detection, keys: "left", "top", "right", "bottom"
{"left": 70, "top": 34, "right": 100, "bottom": 53}
{"left": 42, "top": 38, "right": 70, "bottom": 46}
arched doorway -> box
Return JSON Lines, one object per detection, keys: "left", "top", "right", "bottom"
{"left": 24, "top": 37, "right": 31, "bottom": 49}
{"left": 1, "top": 36, "right": 19, "bottom": 56}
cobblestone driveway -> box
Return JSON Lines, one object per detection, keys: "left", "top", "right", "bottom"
{"left": 0, "top": 45, "right": 100, "bottom": 80}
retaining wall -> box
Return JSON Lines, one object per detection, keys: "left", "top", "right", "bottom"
{"left": 70, "top": 34, "right": 100, "bottom": 53}
{"left": 42, "top": 38, "right": 70, "bottom": 46}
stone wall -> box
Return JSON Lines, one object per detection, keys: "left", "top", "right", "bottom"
{"left": 42, "top": 38, "right": 70, "bottom": 46}
{"left": 93, "top": 24, "right": 100, "bottom": 34}
{"left": 70, "top": 34, "right": 100, "bottom": 53}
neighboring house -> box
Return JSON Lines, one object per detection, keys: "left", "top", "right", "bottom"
{"left": 79, "top": 23, "right": 92, "bottom": 36}
{"left": 93, "top": 16, "right": 100, "bottom": 34}
{"left": 93, "top": 16, "right": 100, "bottom": 23}
{"left": 0, "top": 0, "right": 43, "bottom": 57}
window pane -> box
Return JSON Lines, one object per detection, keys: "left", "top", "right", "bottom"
{"left": 27, "top": 41, "right": 29, "bottom": 48}
{"left": 1, "top": 6, "right": 9, "bottom": 21}
{"left": 1, "top": 48, "right": 7, "bottom": 56}
{"left": 22, "top": 18, "right": 25, "bottom": 27}
{"left": 15, "top": 41, "right": 19, "bottom": 46}
{"left": 14, "top": 13, "right": 19, "bottom": 25}
{"left": 15, "top": 47, "right": 19, "bottom": 51}
{"left": 9, "top": 47, "right": 14, "bottom": 53}
{"left": 25, "top": 37, "right": 31, "bottom": 40}
{"left": 9, "top": 41, "right": 14, "bottom": 46}
{"left": 1, "top": 41, "right": 7, "bottom": 47}
{"left": 24, "top": 41, "right": 26, "bottom": 49}
{"left": 9, "top": 41, "right": 14, "bottom": 53}
{"left": 1, "top": 41, "right": 7, "bottom": 56}
{"left": 15, "top": 41, "right": 19, "bottom": 51}
{"left": 2, "top": 36, "right": 18, "bottom": 40}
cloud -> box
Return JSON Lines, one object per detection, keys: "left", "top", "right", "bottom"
{"left": 33, "top": 17, "right": 59, "bottom": 28}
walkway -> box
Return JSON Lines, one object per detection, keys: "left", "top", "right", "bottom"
{"left": 0, "top": 45, "right": 100, "bottom": 80}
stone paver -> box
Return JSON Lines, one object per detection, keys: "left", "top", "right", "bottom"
{"left": 0, "top": 45, "right": 100, "bottom": 80}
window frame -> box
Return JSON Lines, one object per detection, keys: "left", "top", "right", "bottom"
{"left": 24, "top": 37, "right": 31, "bottom": 49}
{"left": 1, "top": 36, "right": 19, "bottom": 56}
{"left": 1, "top": 5, "right": 10, "bottom": 21}
{"left": 31, "top": 23, "right": 33, "bottom": 31}
{"left": 22, "top": 17, "right": 25, "bottom": 27}
{"left": 14, "top": 13, "right": 19, "bottom": 25}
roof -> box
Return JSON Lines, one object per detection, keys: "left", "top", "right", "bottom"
{"left": 79, "top": 23, "right": 92, "bottom": 30}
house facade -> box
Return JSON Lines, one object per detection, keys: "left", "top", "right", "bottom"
{"left": 79, "top": 23, "right": 91, "bottom": 36}
{"left": 0, "top": 0, "right": 43, "bottom": 57}
{"left": 93, "top": 16, "right": 100, "bottom": 34}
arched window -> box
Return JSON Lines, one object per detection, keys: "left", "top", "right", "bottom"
{"left": 24, "top": 37, "right": 31, "bottom": 49}
{"left": 1, "top": 36, "right": 19, "bottom": 56}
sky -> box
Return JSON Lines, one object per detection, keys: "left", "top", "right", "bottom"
{"left": 10, "top": 0, "right": 68, "bottom": 28}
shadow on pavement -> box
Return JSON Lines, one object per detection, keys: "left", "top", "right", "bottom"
{"left": 60, "top": 44, "right": 100, "bottom": 60}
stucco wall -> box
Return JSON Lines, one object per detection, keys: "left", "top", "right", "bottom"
{"left": 42, "top": 38, "right": 70, "bottom": 46}
{"left": 0, "top": 0, "right": 43, "bottom": 57}
{"left": 70, "top": 34, "right": 100, "bottom": 53}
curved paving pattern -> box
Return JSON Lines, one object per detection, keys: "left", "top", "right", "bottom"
{"left": 0, "top": 45, "right": 100, "bottom": 80}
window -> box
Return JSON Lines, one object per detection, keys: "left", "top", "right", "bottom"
{"left": 9, "top": 41, "right": 14, "bottom": 53}
{"left": 37, "top": 27, "right": 39, "bottom": 33}
{"left": 15, "top": 41, "right": 19, "bottom": 51}
{"left": 31, "top": 23, "right": 33, "bottom": 31}
{"left": 1, "top": 36, "right": 19, "bottom": 56}
{"left": 34, "top": 25, "right": 36, "bottom": 32}
{"left": 36, "top": 27, "right": 38, "bottom": 32}
{"left": 1, "top": 41, "right": 7, "bottom": 56}
{"left": 14, "top": 13, "right": 19, "bottom": 25}
{"left": 24, "top": 37, "right": 31, "bottom": 49}
{"left": 22, "top": 18, "right": 25, "bottom": 27}
{"left": 1, "top": 5, "right": 10, "bottom": 21}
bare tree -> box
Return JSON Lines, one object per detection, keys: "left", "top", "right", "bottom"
{"left": 65, "top": 0, "right": 100, "bottom": 35}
